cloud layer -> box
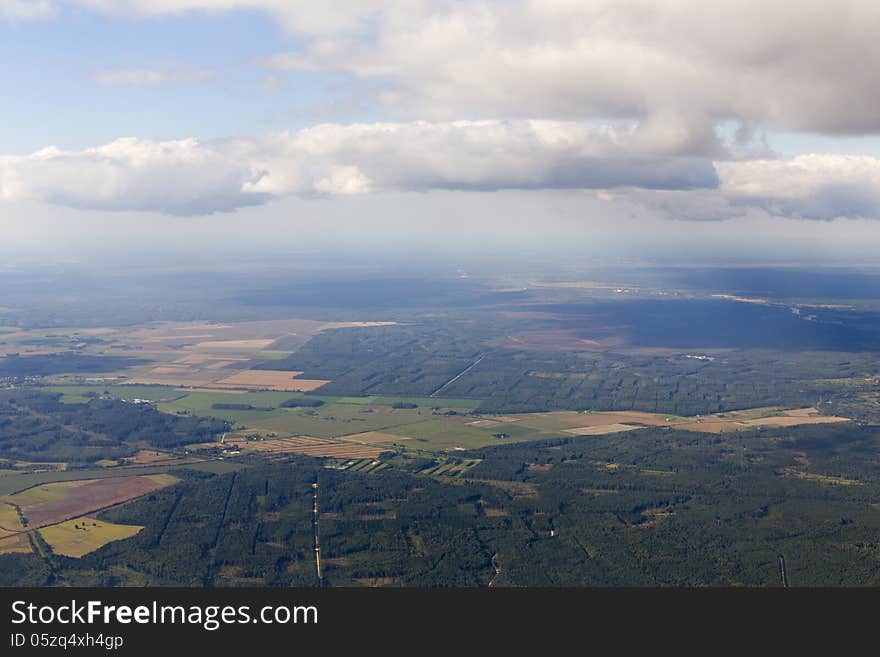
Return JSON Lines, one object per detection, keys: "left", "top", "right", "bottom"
{"left": 1, "top": 121, "right": 879, "bottom": 220}
{"left": 15, "top": 1, "right": 880, "bottom": 144}
{"left": 0, "top": 121, "right": 720, "bottom": 214}
{"left": 4, "top": 2, "right": 880, "bottom": 225}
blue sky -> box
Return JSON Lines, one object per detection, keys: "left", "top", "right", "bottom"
{"left": 2, "top": 1, "right": 880, "bottom": 263}
{"left": 0, "top": 8, "right": 354, "bottom": 152}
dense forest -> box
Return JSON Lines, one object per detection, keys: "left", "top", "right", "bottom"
{"left": 255, "top": 321, "right": 880, "bottom": 416}
{"left": 0, "top": 353, "right": 143, "bottom": 377}
{"left": 0, "top": 390, "right": 227, "bottom": 462}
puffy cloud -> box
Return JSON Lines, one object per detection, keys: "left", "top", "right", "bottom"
{"left": 612, "top": 155, "right": 880, "bottom": 222}
{"left": 3, "top": 123, "right": 879, "bottom": 221}
{"left": 0, "top": 138, "right": 268, "bottom": 215}
{"left": 718, "top": 155, "right": 880, "bottom": 220}
{"left": 12, "top": 3, "right": 880, "bottom": 140}
{"left": 255, "top": 0, "right": 880, "bottom": 141}
{"left": 0, "top": 121, "right": 719, "bottom": 215}
{"left": 91, "top": 67, "right": 216, "bottom": 86}
{"left": 10, "top": 2, "right": 880, "bottom": 149}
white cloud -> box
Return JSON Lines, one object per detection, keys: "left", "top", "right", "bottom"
{"left": 313, "top": 165, "right": 372, "bottom": 195}
{"left": 91, "top": 67, "right": 216, "bottom": 86}
{"left": 8, "top": 2, "right": 880, "bottom": 151}
{"left": 11, "top": 2, "right": 880, "bottom": 141}
{"left": 0, "top": 137, "right": 267, "bottom": 215}
{"left": 0, "top": 121, "right": 719, "bottom": 215}
{"left": 3, "top": 123, "right": 879, "bottom": 221}
{"left": 718, "top": 155, "right": 880, "bottom": 220}
{"left": 265, "top": 1, "right": 880, "bottom": 141}
{"left": 0, "top": 0, "right": 54, "bottom": 21}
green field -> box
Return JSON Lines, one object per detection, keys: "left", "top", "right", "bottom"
{"left": 42, "top": 384, "right": 182, "bottom": 404}
{"left": 0, "top": 460, "right": 244, "bottom": 496}
{"left": 382, "top": 418, "right": 548, "bottom": 451}
{"left": 155, "top": 390, "right": 483, "bottom": 441}
{"left": 155, "top": 389, "right": 641, "bottom": 452}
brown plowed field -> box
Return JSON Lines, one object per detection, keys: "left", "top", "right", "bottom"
{"left": 4, "top": 474, "right": 178, "bottom": 530}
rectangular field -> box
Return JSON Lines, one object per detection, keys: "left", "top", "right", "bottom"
{"left": 214, "top": 370, "right": 330, "bottom": 391}
{"left": 39, "top": 516, "right": 144, "bottom": 558}
{"left": 562, "top": 423, "right": 645, "bottom": 436}
{"left": 2, "top": 474, "right": 179, "bottom": 529}
{"left": 225, "top": 436, "right": 387, "bottom": 459}
{"left": 0, "top": 501, "right": 25, "bottom": 537}
{"left": 0, "top": 533, "right": 31, "bottom": 555}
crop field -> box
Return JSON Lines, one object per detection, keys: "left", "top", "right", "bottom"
{"left": 5, "top": 317, "right": 395, "bottom": 392}
{"left": 224, "top": 436, "right": 386, "bottom": 459}
{"left": 562, "top": 423, "right": 644, "bottom": 436}
{"left": 340, "top": 459, "right": 386, "bottom": 474}
{"left": 42, "top": 385, "right": 183, "bottom": 404}
{"left": 503, "top": 410, "right": 686, "bottom": 432}
{"left": 0, "top": 533, "right": 30, "bottom": 554}
{"left": 1, "top": 474, "right": 179, "bottom": 529}
{"left": 469, "top": 407, "right": 851, "bottom": 439}
{"left": 80, "top": 381, "right": 855, "bottom": 454}
{"left": 0, "top": 460, "right": 246, "bottom": 497}
{"left": 253, "top": 407, "right": 428, "bottom": 438}
{"left": 0, "top": 501, "right": 24, "bottom": 536}
{"left": 416, "top": 458, "right": 482, "bottom": 477}
{"left": 381, "top": 418, "right": 548, "bottom": 451}
{"left": 39, "top": 517, "right": 144, "bottom": 558}
{"left": 122, "top": 450, "right": 179, "bottom": 465}
{"left": 673, "top": 407, "right": 850, "bottom": 433}
{"left": 214, "top": 370, "right": 330, "bottom": 391}
{"left": 335, "top": 431, "right": 407, "bottom": 444}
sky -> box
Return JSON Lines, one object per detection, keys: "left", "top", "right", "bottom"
{"left": 2, "top": 1, "right": 880, "bottom": 265}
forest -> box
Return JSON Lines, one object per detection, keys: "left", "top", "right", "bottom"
{"left": 254, "top": 320, "right": 880, "bottom": 416}
{"left": 0, "top": 390, "right": 227, "bottom": 463}
{"left": 5, "top": 419, "right": 880, "bottom": 587}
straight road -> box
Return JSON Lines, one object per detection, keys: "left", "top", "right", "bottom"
{"left": 312, "top": 481, "right": 323, "bottom": 586}
{"left": 430, "top": 354, "right": 485, "bottom": 397}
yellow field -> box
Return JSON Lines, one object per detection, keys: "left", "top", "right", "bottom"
{"left": 503, "top": 406, "right": 849, "bottom": 436}
{"left": 337, "top": 431, "right": 410, "bottom": 444}
{"left": 676, "top": 408, "right": 849, "bottom": 433}
{"left": 214, "top": 370, "right": 330, "bottom": 391}
{"left": 39, "top": 516, "right": 144, "bottom": 558}
{"left": 562, "top": 423, "right": 644, "bottom": 436}
{"left": 226, "top": 436, "right": 386, "bottom": 459}
{"left": 26, "top": 317, "right": 393, "bottom": 390}
{"left": 193, "top": 339, "right": 275, "bottom": 351}
{"left": 0, "top": 533, "right": 31, "bottom": 554}
{"left": 0, "top": 501, "right": 25, "bottom": 537}
{"left": 122, "top": 450, "right": 176, "bottom": 465}
{"left": 179, "top": 387, "right": 246, "bottom": 394}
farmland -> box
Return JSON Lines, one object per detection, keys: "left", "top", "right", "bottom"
{"left": 0, "top": 533, "right": 31, "bottom": 555}
{"left": 4, "top": 415, "right": 880, "bottom": 587}
{"left": 18, "top": 381, "right": 856, "bottom": 457}
{"left": 39, "top": 517, "right": 144, "bottom": 558}
{"left": 223, "top": 435, "right": 387, "bottom": 460}
{"left": 1, "top": 317, "right": 396, "bottom": 392}
{"left": 1, "top": 474, "right": 178, "bottom": 529}
{"left": 0, "top": 472, "right": 180, "bottom": 564}
{"left": 3, "top": 265, "right": 880, "bottom": 587}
